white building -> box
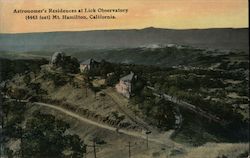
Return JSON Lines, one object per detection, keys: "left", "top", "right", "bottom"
{"left": 115, "top": 72, "right": 137, "bottom": 98}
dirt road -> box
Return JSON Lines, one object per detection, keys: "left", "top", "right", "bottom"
{"left": 34, "top": 102, "right": 178, "bottom": 147}
{"left": 3, "top": 94, "right": 180, "bottom": 147}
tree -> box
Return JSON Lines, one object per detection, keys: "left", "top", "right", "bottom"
{"left": 64, "top": 57, "right": 80, "bottom": 74}
{"left": 53, "top": 54, "right": 80, "bottom": 74}
{"left": 23, "top": 75, "right": 31, "bottom": 85}
{"left": 65, "top": 135, "right": 86, "bottom": 158}
{"left": 106, "top": 73, "right": 119, "bottom": 86}
{"left": 28, "top": 83, "right": 41, "bottom": 94}
{"left": 132, "top": 79, "right": 145, "bottom": 95}
{"left": 1, "top": 100, "right": 26, "bottom": 146}
{"left": 20, "top": 112, "right": 86, "bottom": 158}
{"left": 90, "top": 86, "right": 101, "bottom": 99}
{"left": 10, "top": 88, "right": 27, "bottom": 101}
{"left": 2, "top": 102, "right": 10, "bottom": 127}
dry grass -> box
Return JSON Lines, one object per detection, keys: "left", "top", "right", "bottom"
{"left": 92, "top": 78, "right": 106, "bottom": 87}
{"left": 38, "top": 105, "right": 168, "bottom": 158}
{"left": 183, "top": 142, "right": 249, "bottom": 158}
{"left": 7, "top": 69, "right": 249, "bottom": 158}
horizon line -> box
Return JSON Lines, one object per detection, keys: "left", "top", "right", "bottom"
{"left": 0, "top": 26, "right": 248, "bottom": 35}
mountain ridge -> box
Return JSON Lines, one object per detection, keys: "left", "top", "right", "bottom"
{"left": 0, "top": 27, "right": 248, "bottom": 52}
{"left": 0, "top": 27, "right": 248, "bottom": 35}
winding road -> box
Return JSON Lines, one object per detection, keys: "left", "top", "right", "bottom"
{"left": 4, "top": 93, "right": 181, "bottom": 147}
{"left": 33, "top": 102, "right": 178, "bottom": 147}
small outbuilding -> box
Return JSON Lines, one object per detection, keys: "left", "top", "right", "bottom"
{"left": 80, "top": 58, "right": 100, "bottom": 72}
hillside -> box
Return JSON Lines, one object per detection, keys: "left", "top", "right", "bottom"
{"left": 0, "top": 27, "right": 248, "bottom": 52}
{"left": 1, "top": 55, "right": 249, "bottom": 157}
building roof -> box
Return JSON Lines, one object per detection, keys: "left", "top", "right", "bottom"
{"left": 80, "top": 58, "right": 100, "bottom": 65}
{"left": 80, "top": 59, "right": 93, "bottom": 65}
{"left": 120, "top": 72, "right": 135, "bottom": 81}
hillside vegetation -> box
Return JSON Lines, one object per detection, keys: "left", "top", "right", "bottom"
{"left": 0, "top": 47, "right": 249, "bottom": 157}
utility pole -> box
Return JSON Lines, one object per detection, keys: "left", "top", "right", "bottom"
{"left": 20, "top": 128, "right": 24, "bottom": 158}
{"left": 93, "top": 140, "right": 96, "bottom": 158}
{"left": 85, "top": 140, "right": 99, "bottom": 158}
{"left": 145, "top": 131, "right": 151, "bottom": 150}
{"left": 0, "top": 119, "right": 4, "bottom": 158}
{"left": 84, "top": 146, "right": 87, "bottom": 158}
{"left": 84, "top": 77, "right": 88, "bottom": 97}
{"left": 128, "top": 142, "right": 131, "bottom": 158}
{"left": 85, "top": 85, "right": 88, "bottom": 97}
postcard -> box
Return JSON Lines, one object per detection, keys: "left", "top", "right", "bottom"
{"left": 0, "top": 0, "right": 249, "bottom": 158}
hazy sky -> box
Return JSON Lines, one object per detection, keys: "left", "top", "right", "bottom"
{"left": 0, "top": 0, "right": 248, "bottom": 33}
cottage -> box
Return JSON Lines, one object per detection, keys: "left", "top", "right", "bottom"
{"left": 115, "top": 72, "right": 137, "bottom": 98}
{"left": 80, "top": 58, "right": 100, "bottom": 72}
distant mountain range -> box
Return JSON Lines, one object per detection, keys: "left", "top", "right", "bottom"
{"left": 0, "top": 27, "right": 248, "bottom": 52}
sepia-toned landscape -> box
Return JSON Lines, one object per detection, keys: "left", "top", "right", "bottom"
{"left": 0, "top": 0, "right": 249, "bottom": 157}
{"left": 0, "top": 27, "right": 249, "bottom": 158}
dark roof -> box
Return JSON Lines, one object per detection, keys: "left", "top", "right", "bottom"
{"left": 80, "top": 59, "right": 93, "bottom": 65}
{"left": 120, "top": 72, "right": 135, "bottom": 81}
{"left": 80, "top": 58, "right": 100, "bottom": 65}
